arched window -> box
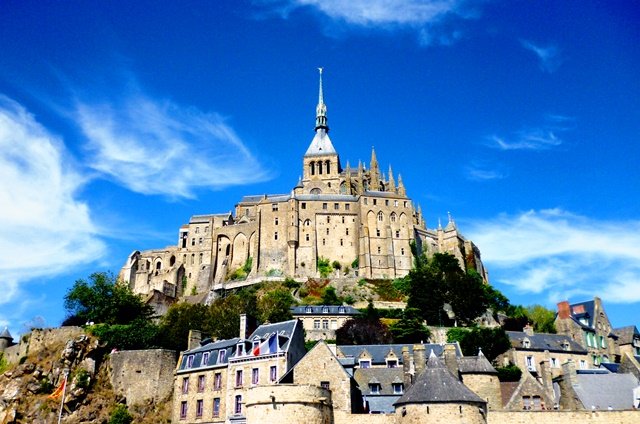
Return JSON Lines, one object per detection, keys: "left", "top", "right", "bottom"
{"left": 310, "top": 162, "right": 315, "bottom": 176}
{"left": 325, "top": 160, "right": 330, "bottom": 174}
{"left": 304, "top": 219, "right": 311, "bottom": 226}
{"left": 156, "top": 261, "right": 162, "bottom": 270}
{"left": 310, "top": 188, "right": 321, "bottom": 195}
{"left": 390, "top": 212, "right": 397, "bottom": 222}
{"left": 318, "top": 161, "right": 323, "bottom": 175}
{"left": 170, "top": 256, "right": 176, "bottom": 266}
{"left": 378, "top": 211, "right": 384, "bottom": 222}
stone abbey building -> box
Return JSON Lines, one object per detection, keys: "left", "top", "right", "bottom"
{"left": 120, "top": 71, "right": 488, "bottom": 299}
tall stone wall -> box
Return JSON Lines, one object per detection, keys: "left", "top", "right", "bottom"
{"left": 395, "top": 403, "right": 486, "bottom": 424}
{"left": 110, "top": 349, "right": 177, "bottom": 406}
{"left": 3, "top": 327, "right": 84, "bottom": 365}
{"left": 245, "top": 384, "right": 333, "bottom": 424}
{"left": 488, "top": 410, "right": 640, "bottom": 424}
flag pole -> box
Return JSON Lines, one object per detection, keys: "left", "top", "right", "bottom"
{"left": 57, "top": 368, "right": 69, "bottom": 424}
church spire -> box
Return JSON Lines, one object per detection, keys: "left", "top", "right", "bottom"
{"left": 388, "top": 165, "right": 396, "bottom": 192}
{"left": 315, "top": 67, "right": 328, "bottom": 131}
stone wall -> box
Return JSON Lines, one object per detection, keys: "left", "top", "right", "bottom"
{"left": 395, "top": 403, "right": 486, "bottom": 424}
{"left": 3, "top": 327, "right": 84, "bottom": 365}
{"left": 246, "top": 384, "right": 333, "bottom": 424}
{"left": 488, "top": 410, "right": 640, "bottom": 424}
{"left": 110, "top": 349, "right": 177, "bottom": 406}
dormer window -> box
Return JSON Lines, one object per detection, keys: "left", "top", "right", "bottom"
{"left": 369, "top": 383, "right": 381, "bottom": 394}
{"left": 186, "top": 355, "right": 195, "bottom": 368}
{"left": 237, "top": 343, "right": 245, "bottom": 356}
{"left": 202, "top": 352, "right": 210, "bottom": 366}
{"left": 359, "top": 359, "right": 371, "bottom": 369}
{"left": 523, "top": 338, "right": 531, "bottom": 348}
{"left": 322, "top": 306, "right": 329, "bottom": 313}
{"left": 218, "top": 349, "right": 227, "bottom": 363}
{"left": 562, "top": 341, "right": 570, "bottom": 351}
{"left": 338, "top": 306, "right": 345, "bottom": 313}
{"left": 387, "top": 360, "right": 398, "bottom": 368}
{"left": 305, "top": 306, "right": 313, "bottom": 313}
{"left": 392, "top": 383, "right": 404, "bottom": 394}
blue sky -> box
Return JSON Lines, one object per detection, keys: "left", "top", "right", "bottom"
{"left": 1, "top": 0, "right": 639, "bottom": 337}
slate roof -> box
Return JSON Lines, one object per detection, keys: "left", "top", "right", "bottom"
{"left": 305, "top": 128, "right": 337, "bottom": 156}
{"left": 366, "top": 396, "right": 398, "bottom": 414}
{"left": 394, "top": 354, "right": 486, "bottom": 406}
{"left": 189, "top": 213, "right": 230, "bottom": 223}
{"left": 337, "top": 343, "right": 461, "bottom": 366}
{"left": 248, "top": 319, "right": 299, "bottom": 352}
{"left": 457, "top": 353, "right": 497, "bottom": 374}
{"left": 354, "top": 368, "right": 404, "bottom": 396}
{"left": 568, "top": 300, "right": 596, "bottom": 330}
{"left": 291, "top": 305, "right": 360, "bottom": 316}
{"left": 573, "top": 370, "right": 639, "bottom": 410}
{"left": 294, "top": 194, "right": 358, "bottom": 202}
{"left": 613, "top": 325, "right": 639, "bottom": 345}
{"left": 507, "top": 331, "right": 587, "bottom": 353}
{"left": 0, "top": 327, "right": 12, "bottom": 339}
{"left": 238, "top": 194, "right": 290, "bottom": 204}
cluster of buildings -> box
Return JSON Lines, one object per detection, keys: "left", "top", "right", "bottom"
{"left": 170, "top": 297, "right": 640, "bottom": 424}
{"left": 118, "top": 70, "right": 487, "bottom": 312}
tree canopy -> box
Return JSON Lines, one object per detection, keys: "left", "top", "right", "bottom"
{"left": 446, "top": 326, "right": 511, "bottom": 362}
{"left": 64, "top": 272, "right": 152, "bottom": 325}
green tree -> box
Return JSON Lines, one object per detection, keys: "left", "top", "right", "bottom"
{"left": 64, "top": 272, "right": 152, "bottom": 325}
{"left": 158, "top": 303, "right": 213, "bottom": 351}
{"left": 389, "top": 308, "right": 431, "bottom": 343}
{"left": 109, "top": 404, "right": 133, "bottom": 424}
{"left": 320, "top": 286, "right": 342, "bottom": 305}
{"left": 446, "top": 326, "right": 511, "bottom": 362}
{"left": 90, "top": 318, "right": 159, "bottom": 350}
{"left": 335, "top": 318, "right": 393, "bottom": 345}
{"left": 209, "top": 290, "right": 257, "bottom": 340}
{"left": 526, "top": 304, "right": 557, "bottom": 333}
{"left": 257, "top": 286, "right": 295, "bottom": 323}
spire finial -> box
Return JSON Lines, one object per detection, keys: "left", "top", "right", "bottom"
{"left": 315, "top": 68, "right": 328, "bottom": 131}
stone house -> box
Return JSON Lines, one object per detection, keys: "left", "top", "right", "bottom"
{"left": 291, "top": 304, "right": 359, "bottom": 341}
{"left": 119, "top": 71, "right": 487, "bottom": 303}
{"left": 614, "top": 325, "right": 640, "bottom": 358}
{"left": 172, "top": 318, "right": 305, "bottom": 423}
{"left": 500, "top": 325, "right": 590, "bottom": 376}
{"left": 555, "top": 298, "right": 619, "bottom": 365}
{"left": 336, "top": 342, "right": 462, "bottom": 370}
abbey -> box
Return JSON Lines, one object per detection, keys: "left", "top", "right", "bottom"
{"left": 120, "top": 71, "right": 487, "bottom": 299}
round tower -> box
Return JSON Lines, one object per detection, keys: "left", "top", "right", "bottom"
{"left": 0, "top": 327, "right": 14, "bottom": 352}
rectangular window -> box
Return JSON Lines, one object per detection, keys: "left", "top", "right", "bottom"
{"left": 202, "top": 352, "right": 210, "bottom": 366}
{"left": 326, "top": 228, "right": 329, "bottom": 235}
{"left": 394, "top": 200, "right": 398, "bottom": 207}
{"left": 270, "top": 366, "right": 277, "bottom": 382}
{"left": 334, "top": 203, "right": 339, "bottom": 210}
{"left": 274, "top": 231, "right": 278, "bottom": 240}
{"left": 360, "top": 360, "right": 371, "bottom": 369}
{"left": 376, "top": 229, "right": 381, "bottom": 237}
{"left": 182, "top": 377, "right": 189, "bottom": 394}
{"left": 387, "top": 360, "right": 398, "bottom": 368}
{"left": 272, "top": 204, "right": 278, "bottom": 211}
{"left": 331, "top": 319, "right": 337, "bottom": 329}
{"left": 322, "top": 319, "right": 329, "bottom": 329}
{"left": 275, "top": 217, "right": 279, "bottom": 225}
{"left": 301, "top": 202, "right": 306, "bottom": 209}
{"left": 364, "top": 198, "right": 368, "bottom": 205}
{"left": 579, "top": 360, "right": 587, "bottom": 369}
{"left": 346, "top": 228, "right": 349, "bottom": 235}
{"left": 213, "top": 398, "right": 220, "bottom": 417}
{"left": 197, "top": 375, "right": 205, "bottom": 392}
{"left": 196, "top": 399, "right": 203, "bottom": 418}
{"left": 305, "top": 234, "right": 310, "bottom": 242}
{"left": 234, "top": 395, "right": 242, "bottom": 415}
{"left": 600, "top": 336, "right": 606, "bottom": 348}
{"left": 340, "top": 239, "right": 343, "bottom": 246}
{"left": 320, "top": 381, "right": 330, "bottom": 390}
{"left": 180, "top": 401, "right": 188, "bottom": 419}
{"left": 373, "top": 199, "right": 377, "bottom": 205}
{"left": 393, "top": 383, "right": 403, "bottom": 394}
{"left": 550, "top": 358, "right": 558, "bottom": 368}
{"left": 187, "top": 355, "right": 195, "bottom": 368}
{"left": 322, "top": 239, "right": 326, "bottom": 245}
{"left": 192, "top": 238, "right": 195, "bottom": 246}
{"left": 523, "top": 396, "right": 531, "bottom": 410}
{"left": 235, "top": 369, "right": 243, "bottom": 388}
{"left": 199, "top": 237, "right": 203, "bottom": 244}
{"left": 218, "top": 350, "right": 226, "bottom": 363}
{"left": 314, "top": 319, "right": 320, "bottom": 329}
{"left": 370, "top": 383, "right": 380, "bottom": 394}
{"left": 385, "top": 200, "right": 389, "bottom": 206}
{"left": 345, "top": 204, "right": 350, "bottom": 211}
{"left": 252, "top": 368, "right": 259, "bottom": 385}
{"left": 214, "top": 372, "right": 222, "bottom": 390}
{"left": 322, "top": 203, "right": 328, "bottom": 210}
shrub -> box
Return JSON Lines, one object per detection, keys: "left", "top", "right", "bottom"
{"left": 242, "top": 257, "right": 253, "bottom": 274}
{"left": 109, "top": 404, "right": 133, "bottom": 424}
{"left": 284, "top": 278, "right": 301, "bottom": 290}
{"left": 351, "top": 258, "right": 359, "bottom": 269}
{"left": 332, "top": 261, "right": 341, "bottom": 270}
{"left": 496, "top": 364, "right": 522, "bottom": 382}
{"left": 317, "top": 257, "right": 332, "bottom": 278}
{"left": 74, "top": 369, "right": 91, "bottom": 389}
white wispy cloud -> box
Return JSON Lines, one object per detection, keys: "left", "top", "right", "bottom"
{"left": 75, "top": 94, "right": 271, "bottom": 198}
{"left": 465, "top": 209, "right": 640, "bottom": 304}
{"left": 520, "top": 39, "right": 562, "bottom": 73}
{"left": 487, "top": 115, "right": 574, "bottom": 151}
{"left": 259, "top": 0, "right": 479, "bottom": 46}
{"left": 0, "top": 95, "right": 105, "bottom": 326}
{"left": 465, "top": 160, "right": 507, "bottom": 181}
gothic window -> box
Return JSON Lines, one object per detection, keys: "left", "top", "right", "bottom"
{"left": 378, "top": 211, "right": 384, "bottom": 221}
{"left": 390, "top": 212, "right": 397, "bottom": 222}
{"left": 311, "top": 188, "right": 321, "bottom": 195}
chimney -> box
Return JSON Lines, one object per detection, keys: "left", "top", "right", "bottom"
{"left": 539, "top": 353, "right": 553, "bottom": 399}
{"left": 239, "top": 313, "right": 247, "bottom": 339}
{"left": 557, "top": 301, "right": 570, "bottom": 319}
{"left": 444, "top": 344, "right": 459, "bottom": 378}
{"left": 413, "top": 344, "right": 426, "bottom": 377}
{"left": 402, "top": 346, "right": 412, "bottom": 387}
{"left": 188, "top": 329, "right": 202, "bottom": 350}
{"left": 561, "top": 359, "right": 577, "bottom": 385}
{"left": 523, "top": 324, "right": 534, "bottom": 336}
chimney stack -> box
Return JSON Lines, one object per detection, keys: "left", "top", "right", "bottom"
{"left": 444, "top": 344, "right": 459, "bottom": 378}
{"left": 523, "top": 324, "right": 534, "bottom": 337}
{"left": 413, "top": 344, "right": 426, "bottom": 377}
{"left": 539, "top": 352, "right": 553, "bottom": 399}
{"left": 557, "top": 301, "right": 570, "bottom": 319}
{"left": 188, "top": 329, "right": 202, "bottom": 350}
{"left": 402, "top": 346, "right": 412, "bottom": 387}
{"left": 239, "top": 314, "right": 247, "bottom": 339}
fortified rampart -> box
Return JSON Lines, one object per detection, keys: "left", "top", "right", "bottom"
{"left": 109, "top": 349, "right": 177, "bottom": 406}
{"left": 2, "top": 326, "right": 84, "bottom": 365}
{"left": 246, "top": 384, "right": 333, "bottom": 424}
{"left": 488, "top": 410, "right": 640, "bottom": 424}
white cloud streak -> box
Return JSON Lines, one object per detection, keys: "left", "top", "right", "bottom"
{"left": 260, "top": 0, "right": 479, "bottom": 46}
{"left": 0, "top": 95, "right": 105, "bottom": 313}
{"left": 75, "top": 94, "right": 270, "bottom": 198}
{"left": 520, "top": 39, "right": 562, "bottom": 73}
{"left": 487, "top": 115, "right": 574, "bottom": 151}
{"left": 466, "top": 209, "right": 640, "bottom": 304}
{"left": 465, "top": 160, "right": 507, "bottom": 181}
